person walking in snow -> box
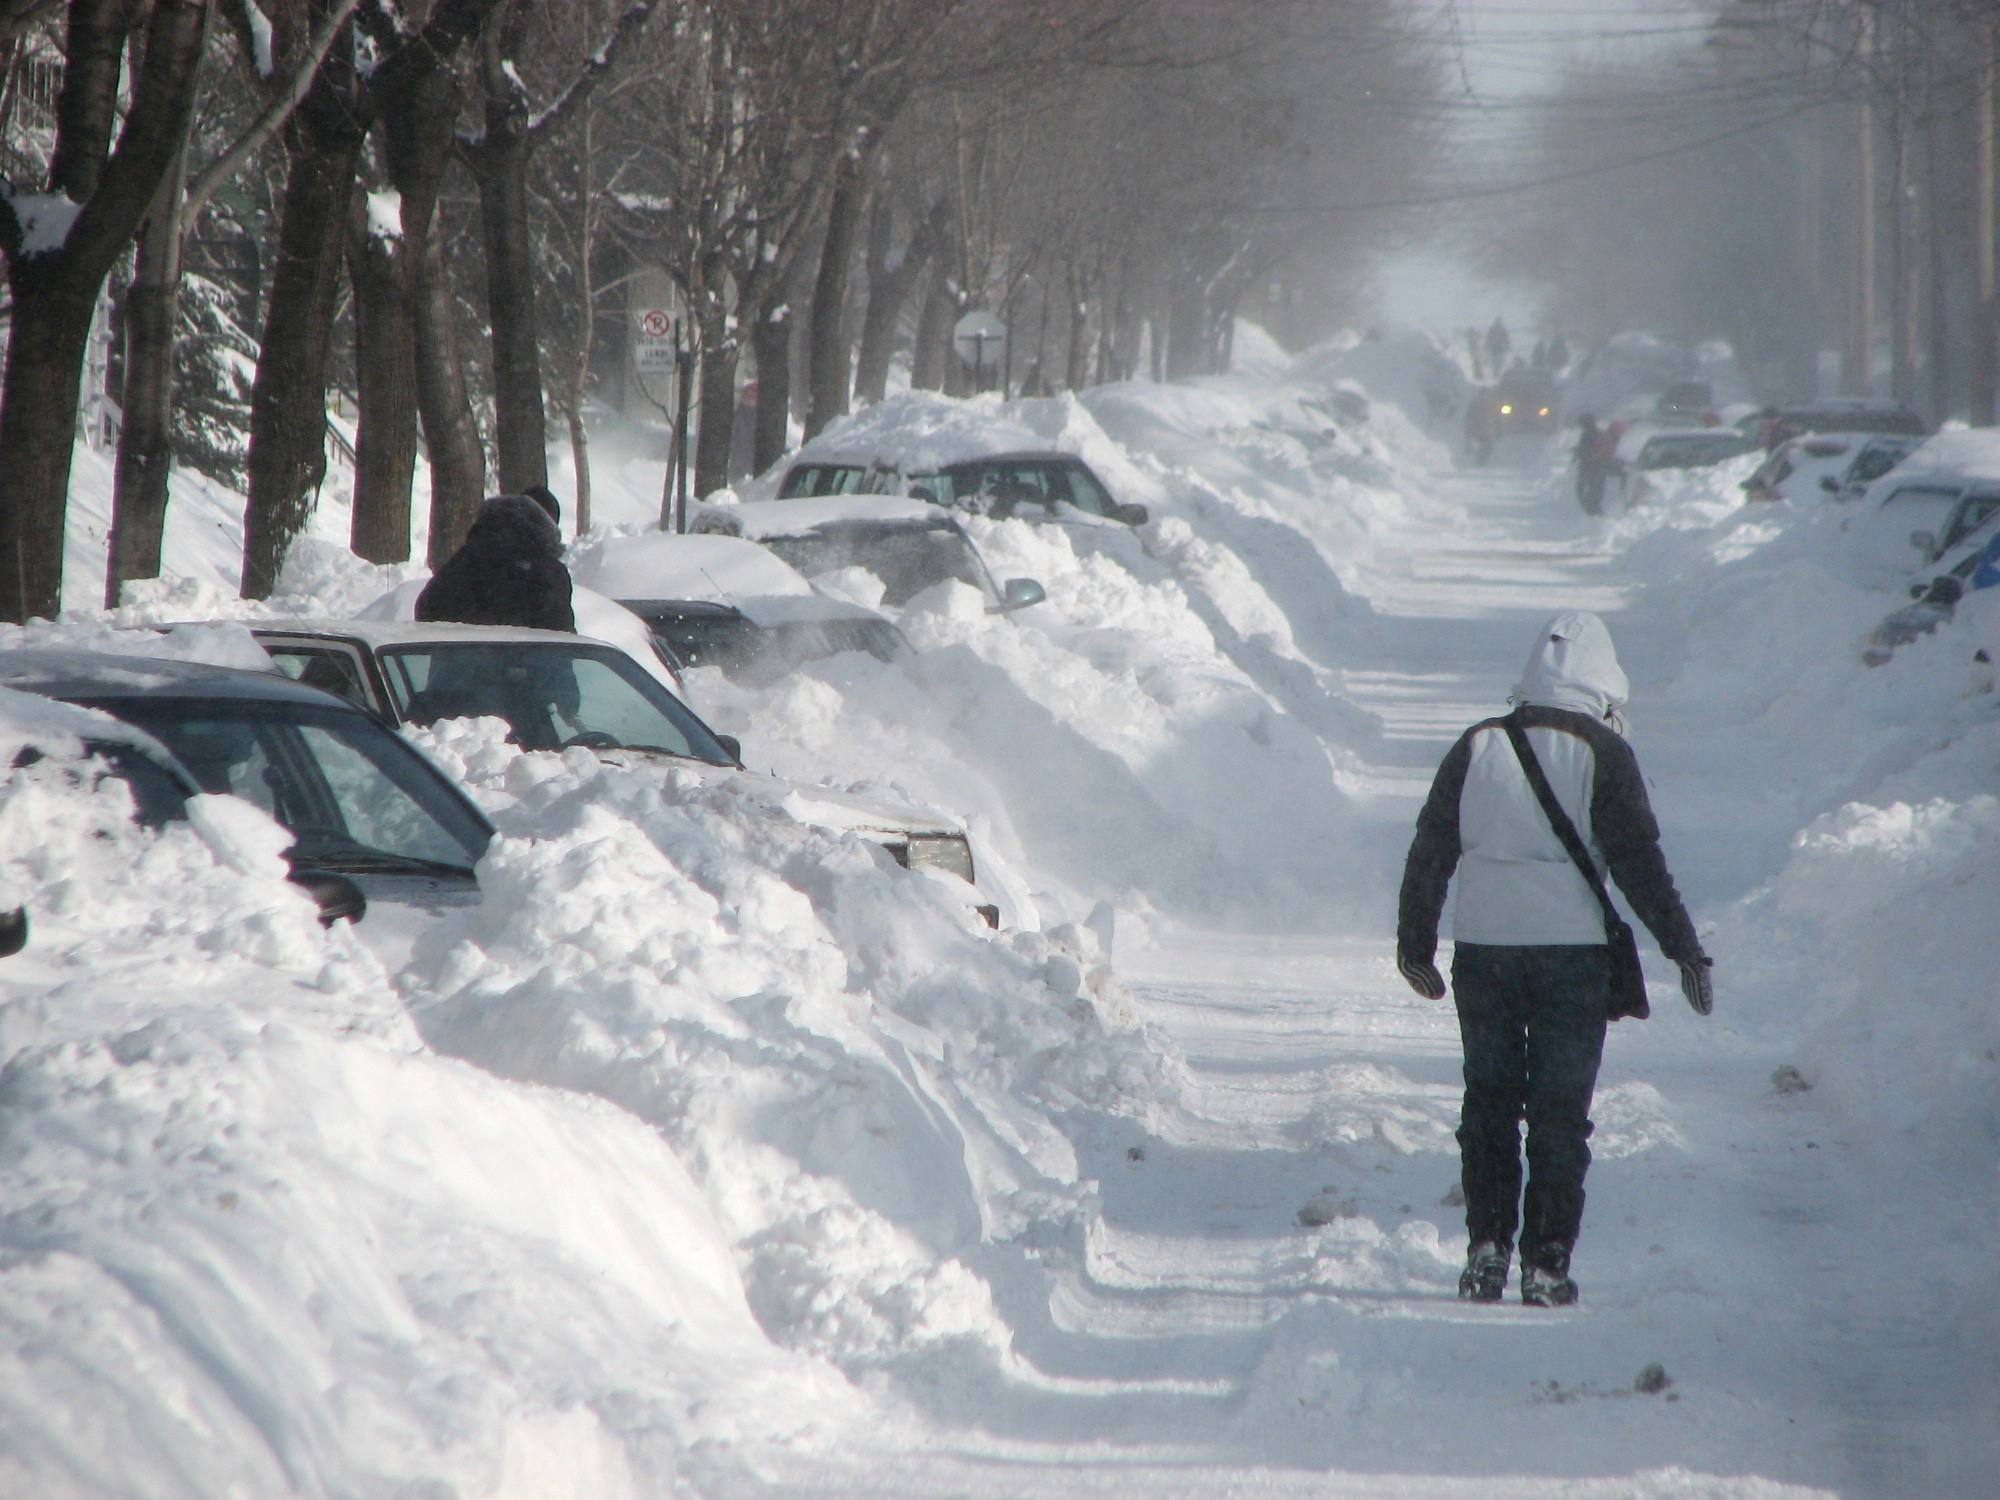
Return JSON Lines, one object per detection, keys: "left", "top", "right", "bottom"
{"left": 1573, "top": 416, "right": 1607, "bottom": 516}
{"left": 416, "top": 486, "right": 575, "bottom": 633}
{"left": 1395, "top": 612, "right": 1712, "bottom": 1307}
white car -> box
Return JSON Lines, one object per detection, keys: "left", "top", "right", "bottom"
{"left": 692, "top": 494, "right": 1046, "bottom": 613}
{"left": 570, "top": 530, "right": 908, "bottom": 683}
{"left": 247, "top": 618, "right": 1002, "bottom": 924}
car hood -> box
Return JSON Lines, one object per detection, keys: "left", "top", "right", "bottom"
{"left": 601, "top": 751, "right": 963, "bottom": 838}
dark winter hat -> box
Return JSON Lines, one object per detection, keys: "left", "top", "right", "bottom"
{"left": 523, "top": 485, "right": 562, "bottom": 526}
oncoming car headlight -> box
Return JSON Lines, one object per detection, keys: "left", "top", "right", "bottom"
{"left": 900, "top": 833, "right": 975, "bottom": 884}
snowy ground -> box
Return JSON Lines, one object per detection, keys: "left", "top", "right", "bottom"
{"left": 5, "top": 346, "right": 1995, "bottom": 1497}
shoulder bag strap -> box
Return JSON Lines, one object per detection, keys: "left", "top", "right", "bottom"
{"left": 1501, "top": 716, "right": 1623, "bottom": 936}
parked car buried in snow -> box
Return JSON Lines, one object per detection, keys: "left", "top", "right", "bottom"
{"left": 1822, "top": 433, "right": 1924, "bottom": 503}
{"left": 247, "top": 620, "right": 1000, "bottom": 923}
{"left": 693, "top": 495, "right": 1047, "bottom": 614}
{"left": 568, "top": 530, "right": 909, "bottom": 683}
{"left": 780, "top": 449, "right": 1147, "bottom": 528}
{"left": 1621, "top": 427, "right": 1760, "bottom": 503}
{"left": 0, "top": 652, "right": 496, "bottom": 924}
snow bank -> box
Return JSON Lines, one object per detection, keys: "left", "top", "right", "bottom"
{"left": 397, "top": 718, "right": 1183, "bottom": 1374}
{"left": 0, "top": 738, "right": 847, "bottom": 1496}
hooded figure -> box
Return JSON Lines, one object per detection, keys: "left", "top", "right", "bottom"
{"left": 416, "top": 492, "right": 575, "bottom": 633}
{"left": 1396, "top": 611, "right": 1709, "bottom": 1308}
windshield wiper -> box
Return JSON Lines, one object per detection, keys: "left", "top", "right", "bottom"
{"left": 289, "top": 843, "right": 476, "bottom": 878}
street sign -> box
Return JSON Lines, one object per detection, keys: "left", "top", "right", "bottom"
{"left": 634, "top": 307, "right": 678, "bottom": 372}
{"left": 952, "top": 310, "right": 1007, "bottom": 367}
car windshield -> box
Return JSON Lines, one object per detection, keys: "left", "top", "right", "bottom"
{"left": 377, "top": 641, "right": 734, "bottom": 764}
{"left": 942, "top": 459, "right": 1116, "bottom": 518}
{"left": 76, "top": 697, "right": 490, "bottom": 874}
{"left": 779, "top": 463, "right": 868, "bottom": 499}
{"left": 760, "top": 523, "right": 988, "bottom": 607}
{"left": 1849, "top": 441, "right": 1916, "bottom": 486}
{"left": 1943, "top": 493, "right": 2000, "bottom": 553}
{"left": 1636, "top": 434, "right": 1753, "bottom": 470}
{"left": 630, "top": 605, "right": 903, "bottom": 682}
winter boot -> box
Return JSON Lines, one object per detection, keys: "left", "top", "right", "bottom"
{"left": 1520, "top": 1261, "right": 1578, "bottom": 1307}
{"left": 1458, "top": 1240, "right": 1510, "bottom": 1302}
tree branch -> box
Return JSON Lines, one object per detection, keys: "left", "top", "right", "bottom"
{"left": 183, "top": 0, "right": 365, "bottom": 223}
{"left": 526, "top": 0, "right": 657, "bottom": 149}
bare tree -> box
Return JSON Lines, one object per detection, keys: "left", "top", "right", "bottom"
{"left": 0, "top": 0, "right": 211, "bottom": 622}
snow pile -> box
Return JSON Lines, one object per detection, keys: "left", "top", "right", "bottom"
{"left": 0, "top": 720, "right": 849, "bottom": 1495}
{"left": 397, "top": 717, "right": 1184, "bottom": 1372}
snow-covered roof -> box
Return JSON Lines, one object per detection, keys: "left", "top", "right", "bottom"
{"left": 783, "top": 391, "right": 1048, "bottom": 473}
{"left": 702, "top": 495, "right": 954, "bottom": 539}
{"left": 572, "top": 531, "right": 813, "bottom": 601}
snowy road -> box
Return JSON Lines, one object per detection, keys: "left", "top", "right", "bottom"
{"left": 729, "top": 472, "right": 1988, "bottom": 1499}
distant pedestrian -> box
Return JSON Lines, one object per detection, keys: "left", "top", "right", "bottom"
{"left": 416, "top": 487, "right": 575, "bottom": 633}
{"left": 1573, "top": 416, "right": 1607, "bottom": 515}
{"left": 1396, "top": 612, "right": 1711, "bottom": 1307}
{"left": 1485, "top": 317, "right": 1511, "bottom": 373}
{"left": 1548, "top": 333, "right": 1569, "bottom": 370}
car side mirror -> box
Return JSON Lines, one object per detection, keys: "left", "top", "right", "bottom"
{"left": 288, "top": 870, "right": 368, "bottom": 927}
{"left": 1116, "top": 503, "right": 1149, "bottom": 526}
{"left": 1819, "top": 476, "right": 1839, "bottom": 493}
{"left": 714, "top": 733, "right": 742, "bottom": 764}
{"left": 907, "top": 485, "right": 938, "bottom": 506}
{"left": 1927, "top": 575, "right": 1966, "bottom": 606}
{"left": 998, "top": 577, "right": 1046, "bottom": 612}
{"left": 0, "top": 906, "right": 25, "bottom": 956}
{"left": 1909, "top": 529, "right": 1936, "bottom": 555}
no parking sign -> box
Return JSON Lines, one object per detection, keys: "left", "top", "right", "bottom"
{"left": 634, "top": 307, "right": 678, "bottom": 371}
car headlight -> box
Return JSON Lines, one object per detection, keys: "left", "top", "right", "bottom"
{"left": 900, "top": 833, "right": 975, "bottom": 884}
{"left": 1498, "top": 404, "right": 1513, "bottom": 415}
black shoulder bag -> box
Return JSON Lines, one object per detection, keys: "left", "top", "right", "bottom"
{"left": 1501, "top": 718, "right": 1651, "bottom": 1020}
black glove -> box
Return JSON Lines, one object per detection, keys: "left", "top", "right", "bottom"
{"left": 1397, "top": 951, "right": 1446, "bottom": 1000}
{"left": 1678, "top": 955, "right": 1714, "bottom": 1016}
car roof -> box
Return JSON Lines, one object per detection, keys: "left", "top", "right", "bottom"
{"left": 248, "top": 619, "right": 605, "bottom": 648}
{"left": 711, "top": 494, "right": 962, "bottom": 537}
{"left": 573, "top": 529, "right": 816, "bottom": 602}
{"left": 0, "top": 648, "right": 356, "bottom": 706}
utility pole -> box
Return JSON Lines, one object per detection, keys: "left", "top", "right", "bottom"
{"left": 1845, "top": 7, "right": 1877, "bottom": 397}
{"left": 1888, "top": 3, "right": 1915, "bottom": 406}
{"left": 1974, "top": 12, "right": 1997, "bottom": 426}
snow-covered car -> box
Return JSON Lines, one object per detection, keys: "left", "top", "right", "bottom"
{"left": 0, "top": 652, "right": 495, "bottom": 923}
{"left": 1768, "top": 398, "right": 1928, "bottom": 443}
{"left": 247, "top": 620, "right": 998, "bottom": 921}
{"left": 1654, "top": 380, "right": 1714, "bottom": 423}
{"left": 1741, "top": 433, "right": 1858, "bottom": 503}
{"left": 569, "top": 530, "right": 908, "bottom": 683}
{"left": 1622, "top": 427, "right": 1759, "bottom": 503}
{"left": 1823, "top": 433, "right": 1925, "bottom": 503}
{"left": 781, "top": 449, "right": 1147, "bottom": 528}
{"left": 693, "top": 495, "right": 1047, "bottom": 613}
{"left": 1490, "top": 368, "right": 1558, "bottom": 435}
{"left": 1862, "top": 507, "right": 2000, "bottom": 665}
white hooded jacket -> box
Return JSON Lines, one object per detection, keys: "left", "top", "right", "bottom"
{"left": 1399, "top": 613, "right": 1699, "bottom": 963}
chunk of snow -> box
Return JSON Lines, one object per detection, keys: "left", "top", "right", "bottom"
{"left": 5, "top": 193, "right": 84, "bottom": 256}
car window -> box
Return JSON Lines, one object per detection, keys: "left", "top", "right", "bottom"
{"left": 1636, "top": 435, "right": 1752, "bottom": 470}
{"left": 1849, "top": 442, "right": 1914, "bottom": 487}
{"left": 1880, "top": 485, "right": 1961, "bottom": 510}
{"left": 262, "top": 643, "right": 372, "bottom": 710}
{"left": 80, "top": 699, "right": 490, "bottom": 873}
{"left": 1943, "top": 494, "right": 2000, "bottom": 552}
{"left": 1057, "top": 462, "right": 1115, "bottom": 516}
{"left": 779, "top": 464, "right": 866, "bottom": 499}
{"left": 761, "top": 524, "right": 988, "bottom": 607}
{"left": 378, "top": 642, "right": 734, "bottom": 763}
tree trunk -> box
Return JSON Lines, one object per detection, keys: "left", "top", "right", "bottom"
{"left": 106, "top": 141, "right": 190, "bottom": 606}
{"left": 242, "top": 119, "right": 361, "bottom": 597}
{"left": 413, "top": 233, "right": 488, "bottom": 564}
{"left": 385, "top": 69, "right": 487, "bottom": 564}
{"left": 567, "top": 408, "right": 590, "bottom": 534}
{"left": 751, "top": 302, "right": 792, "bottom": 473}
{"left": 470, "top": 124, "right": 548, "bottom": 494}
{"left": 1973, "top": 16, "right": 1996, "bottom": 426}
{"left": 346, "top": 191, "right": 418, "bottom": 563}
{"left": 855, "top": 197, "right": 945, "bottom": 407}
{"left": 805, "top": 155, "right": 867, "bottom": 440}
{"left": 0, "top": 267, "right": 98, "bottom": 618}
{"left": 910, "top": 264, "right": 954, "bottom": 392}
{"left": 0, "top": 0, "right": 211, "bottom": 620}
{"left": 693, "top": 319, "right": 739, "bottom": 500}
{"left": 1064, "top": 267, "right": 1092, "bottom": 390}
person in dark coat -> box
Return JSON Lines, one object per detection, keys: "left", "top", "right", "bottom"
{"left": 415, "top": 488, "right": 574, "bottom": 633}
{"left": 1396, "top": 613, "right": 1711, "bottom": 1308}
{"left": 1573, "top": 416, "right": 1607, "bottom": 515}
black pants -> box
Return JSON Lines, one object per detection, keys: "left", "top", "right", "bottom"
{"left": 1451, "top": 943, "right": 1610, "bottom": 1274}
